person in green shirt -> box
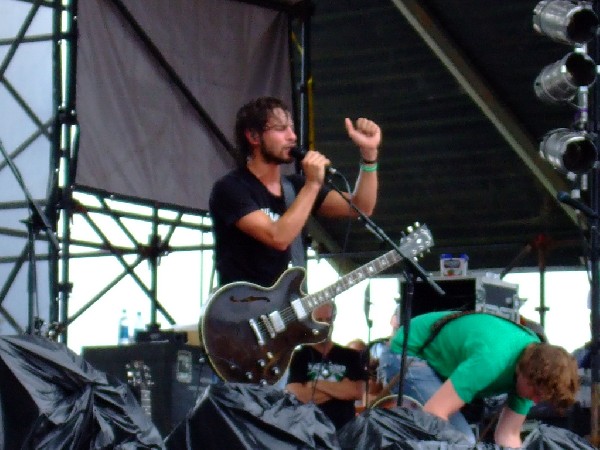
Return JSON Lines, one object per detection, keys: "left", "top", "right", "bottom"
{"left": 382, "top": 310, "right": 579, "bottom": 448}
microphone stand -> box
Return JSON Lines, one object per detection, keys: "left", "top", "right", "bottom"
{"left": 325, "top": 174, "right": 444, "bottom": 406}
{"left": 584, "top": 3, "right": 600, "bottom": 441}
{"left": 560, "top": 189, "right": 600, "bottom": 444}
{"left": 364, "top": 282, "right": 373, "bottom": 406}
{"left": 0, "top": 138, "right": 61, "bottom": 335}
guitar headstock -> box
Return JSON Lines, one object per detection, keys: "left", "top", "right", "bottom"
{"left": 399, "top": 223, "right": 434, "bottom": 260}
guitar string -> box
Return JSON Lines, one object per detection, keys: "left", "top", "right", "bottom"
{"left": 272, "top": 256, "right": 393, "bottom": 328}
{"left": 255, "top": 245, "right": 418, "bottom": 339}
{"left": 247, "top": 234, "right": 427, "bottom": 379}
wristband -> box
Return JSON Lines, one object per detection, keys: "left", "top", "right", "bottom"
{"left": 360, "top": 162, "right": 378, "bottom": 172}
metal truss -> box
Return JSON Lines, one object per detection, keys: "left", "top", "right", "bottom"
{"left": 0, "top": 0, "right": 58, "bottom": 335}
{"left": 0, "top": 0, "right": 312, "bottom": 345}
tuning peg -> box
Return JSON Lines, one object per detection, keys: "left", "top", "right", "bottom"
{"left": 406, "top": 225, "right": 414, "bottom": 233}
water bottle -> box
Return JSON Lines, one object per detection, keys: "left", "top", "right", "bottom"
{"left": 133, "top": 311, "right": 145, "bottom": 342}
{"left": 118, "top": 309, "right": 130, "bottom": 345}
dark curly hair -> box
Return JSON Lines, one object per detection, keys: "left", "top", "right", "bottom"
{"left": 234, "top": 97, "right": 290, "bottom": 164}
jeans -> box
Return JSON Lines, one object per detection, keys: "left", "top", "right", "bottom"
{"left": 378, "top": 349, "right": 476, "bottom": 443}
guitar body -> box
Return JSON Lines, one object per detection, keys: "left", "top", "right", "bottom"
{"left": 201, "top": 223, "right": 433, "bottom": 386}
{"left": 201, "top": 267, "right": 330, "bottom": 385}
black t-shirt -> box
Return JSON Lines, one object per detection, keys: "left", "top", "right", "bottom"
{"left": 287, "top": 344, "right": 367, "bottom": 430}
{"left": 209, "top": 167, "right": 330, "bottom": 287}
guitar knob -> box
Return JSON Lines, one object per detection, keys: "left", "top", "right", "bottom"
{"left": 258, "top": 359, "right": 266, "bottom": 367}
{"left": 266, "top": 352, "right": 274, "bottom": 359}
{"left": 271, "top": 367, "right": 281, "bottom": 376}
{"left": 259, "top": 379, "right": 268, "bottom": 386}
{"left": 245, "top": 372, "right": 254, "bottom": 381}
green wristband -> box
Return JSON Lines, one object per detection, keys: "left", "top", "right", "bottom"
{"left": 360, "top": 162, "right": 378, "bottom": 172}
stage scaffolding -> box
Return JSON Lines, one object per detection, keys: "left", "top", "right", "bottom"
{"left": 0, "top": 0, "right": 314, "bottom": 344}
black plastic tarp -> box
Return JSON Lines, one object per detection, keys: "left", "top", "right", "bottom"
{"left": 338, "top": 407, "right": 478, "bottom": 450}
{"left": 338, "top": 406, "right": 596, "bottom": 450}
{"left": 163, "top": 381, "right": 596, "bottom": 450}
{"left": 165, "top": 382, "right": 340, "bottom": 449}
{"left": 0, "top": 335, "right": 164, "bottom": 449}
{"left": 521, "top": 423, "right": 596, "bottom": 449}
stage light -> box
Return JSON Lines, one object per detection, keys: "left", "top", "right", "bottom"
{"left": 534, "top": 51, "right": 597, "bottom": 103}
{"left": 533, "top": 0, "right": 598, "bottom": 45}
{"left": 539, "top": 128, "right": 597, "bottom": 174}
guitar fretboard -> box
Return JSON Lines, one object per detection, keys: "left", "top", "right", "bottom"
{"left": 300, "top": 248, "right": 401, "bottom": 313}
{"left": 282, "top": 224, "right": 432, "bottom": 323}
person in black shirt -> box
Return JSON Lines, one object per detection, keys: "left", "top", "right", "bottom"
{"left": 286, "top": 303, "right": 367, "bottom": 430}
{"left": 209, "top": 96, "right": 381, "bottom": 287}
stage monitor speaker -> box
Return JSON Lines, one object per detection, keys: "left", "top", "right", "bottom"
{"left": 400, "top": 276, "right": 477, "bottom": 318}
{"left": 82, "top": 342, "right": 215, "bottom": 437}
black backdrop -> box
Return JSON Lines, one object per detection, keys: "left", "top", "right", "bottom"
{"left": 75, "top": 0, "right": 296, "bottom": 211}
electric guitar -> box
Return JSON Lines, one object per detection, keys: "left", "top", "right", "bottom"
{"left": 201, "top": 223, "right": 433, "bottom": 385}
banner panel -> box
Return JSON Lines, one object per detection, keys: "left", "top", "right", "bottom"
{"left": 76, "top": 0, "right": 293, "bottom": 210}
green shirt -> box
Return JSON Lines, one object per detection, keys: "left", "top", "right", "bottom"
{"left": 390, "top": 311, "right": 540, "bottom": 415}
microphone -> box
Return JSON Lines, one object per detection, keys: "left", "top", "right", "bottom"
{"left": 290, "top": 147, "right": 337, "bottom": 175}
{"left": 557, "top": 191, "right": 599, "bottom": 219}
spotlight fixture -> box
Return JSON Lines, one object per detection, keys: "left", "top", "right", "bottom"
{"left": 539, "top": 128, "right": 597, "bottom": 174}
{"left": 533, "top": 0, "right": 599, "bottom": 45}
{"left": 534, "top": 51, "right": 597, "bottom": 103}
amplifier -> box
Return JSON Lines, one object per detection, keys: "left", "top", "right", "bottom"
{"left": 82, "top": 342, "right": 216, "bottom": 437}
{"left": 477, "top": 276, "right": 521, "bottom": 322}
{"left": 400, "top": 275, "right": 520, "bottom": 322}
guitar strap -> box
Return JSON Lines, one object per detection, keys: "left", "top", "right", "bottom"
{"left": 370, "top": 311, "right": 531, "bottom": 407}
{"left": 281, "top": 176, "right": 306, "bottom": 268}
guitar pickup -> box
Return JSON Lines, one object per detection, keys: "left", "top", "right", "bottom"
{"left": 268, "top": 311, "right": 285, "bottom": 333}
{"left": 291, "top": 299, "right": 308, "bottom": 320}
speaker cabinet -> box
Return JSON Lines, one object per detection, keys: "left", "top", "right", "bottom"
{"left": 400, "top": 276, "right": 520, "bottom": 322}
{"left": 401, "top": 277, "right": 478, "bottom": 318}
{"left": 82, "top": 342, "right": 215, "bottom": 437}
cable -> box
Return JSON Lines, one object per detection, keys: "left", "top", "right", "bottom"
{"left": 309, "top": 352, "right": 326, "bottom": 403}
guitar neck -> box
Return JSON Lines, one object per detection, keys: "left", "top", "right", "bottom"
{"left": 301, "top": 247, "right": 402, "bottom": 313}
